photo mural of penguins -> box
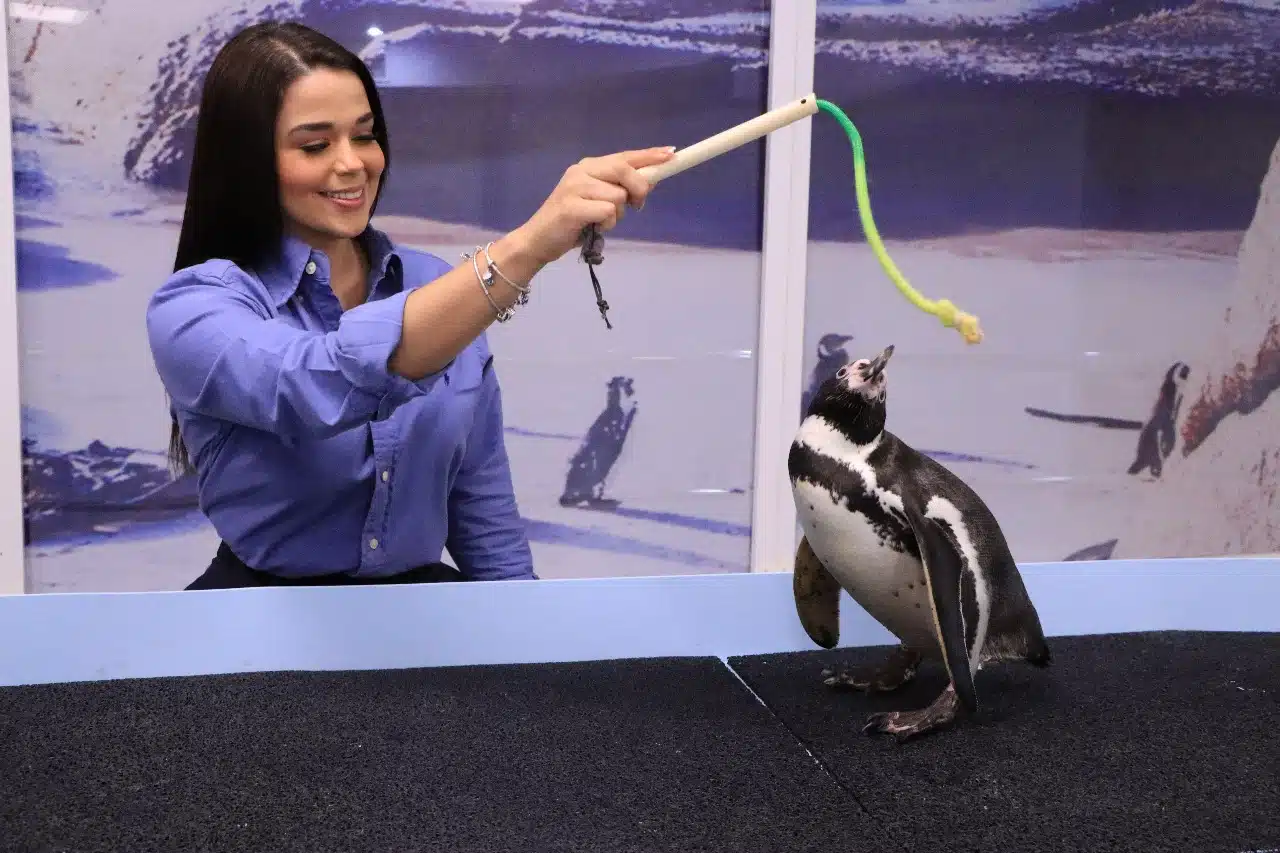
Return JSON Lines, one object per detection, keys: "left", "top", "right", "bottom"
{"left": 800, "top": 332, "right": 855, "bottom": 416}
{"left": 1126, "top": 361, "right": 1191, "bottom": 479}
{"left": 788, "top": 345, "right": 1051, "bottom": 740}
{"left": 1023, "top": 360, "right": 1191, "bottom": 480}
{"left": 1061, "top": 538, "right": 1118, "bottom": 561}
{"left": 558, "top": 376, "right": 638, "bottom": 509}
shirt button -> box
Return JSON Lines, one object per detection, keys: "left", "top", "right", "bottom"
{"left": 368, "top": 538, "right": 379, "bottom": 550}
{"left": 381, "top": 470, "right": 389, "bottom": 482}
{"left": 304, "top": 260, "right": 317, "bottom": 275}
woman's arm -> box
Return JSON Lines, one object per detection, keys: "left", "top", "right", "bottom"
{"left": 445, "top": 365, "right": 537, "bottom": 581}
{"left": 148, "top": 147, "right": 675, "bottom": 439}
{"left": 387, "top": 227, "right": 537, "bottom": 380}
{"left": 148, "top": 266, "right": 447, "bottom": 439}
{"left": 390, "top": 147, "right": 675, "bottom": 379}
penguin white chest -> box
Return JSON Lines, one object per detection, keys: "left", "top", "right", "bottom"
{"left": 791, "top": 478, "right": 936, "bottom": 650}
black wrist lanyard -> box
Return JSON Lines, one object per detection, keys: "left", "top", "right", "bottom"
{"left": 579, "top": 224, "right": 612, "bottom": 329}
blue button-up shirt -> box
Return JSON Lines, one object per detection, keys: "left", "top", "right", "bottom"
{"left": 146, "top": 226, "right": 535, "bottom": 581}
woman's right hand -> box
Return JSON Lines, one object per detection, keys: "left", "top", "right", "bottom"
{"left": 512, "top": 147, "right": 677, "bottom": 268}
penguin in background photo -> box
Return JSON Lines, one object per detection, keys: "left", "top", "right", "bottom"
{"left": 1062, "top": 538, "right": 1119, "bottom": 561}
{"left": 1126, "top": 361, "right": 1191, "bottom": 479}
{"left": 1023, "top": 360, "right": 1191, "bottom": 480}
{"left": 801, "top": 332, "right": 855, "bottom": 416}
{"left": 789, "top": 345, "right": 1051, "bottom": 741}
{"left": 558, "top": 376, "right": 638, "bottom": 509}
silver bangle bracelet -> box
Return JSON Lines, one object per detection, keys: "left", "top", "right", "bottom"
{"left": 463, "top": 247, "right": 514, "bottom": 323}
{"left": 480, "top": 241, "right": 531, "bottom": 306}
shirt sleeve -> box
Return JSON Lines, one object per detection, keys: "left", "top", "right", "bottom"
{"left": 147, "top": 265, "right": 447, "bottom": 439}
{"left": 446, "top": 362, "right": 537, "bottom": 581}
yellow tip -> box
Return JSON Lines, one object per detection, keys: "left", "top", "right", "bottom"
{"left": 956, "top": 313, "right": 983, "bottom": 344}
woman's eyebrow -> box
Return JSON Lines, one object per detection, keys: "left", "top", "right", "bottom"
{"left": 289, "top": 112, "right": 374, "bottom": 134}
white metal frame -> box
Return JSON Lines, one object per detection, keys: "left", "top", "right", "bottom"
{"left": 0, "top": 5, "right": 26, "bottom": 595}
{"left": 750, "top": 0, "right": 817, "bottom": 572}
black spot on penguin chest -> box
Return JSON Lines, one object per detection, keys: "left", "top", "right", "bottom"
{"left": 788, "top": 442, "right": 920, "bottom": 560}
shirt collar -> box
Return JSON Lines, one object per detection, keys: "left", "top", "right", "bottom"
{"left": 258, "top": 225, "right": 402, "bottom": 308}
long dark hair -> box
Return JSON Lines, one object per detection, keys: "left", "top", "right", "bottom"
{"left": 166, "top": 20, "right": 391, "bottom": 475}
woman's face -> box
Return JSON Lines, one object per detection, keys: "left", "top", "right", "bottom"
{"left": 275, "top": 67, "right": 385, "bottom": 247}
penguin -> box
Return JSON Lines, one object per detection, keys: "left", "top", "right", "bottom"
{"left": 788, "top": 344, "right": 1051, "bottom": 740}
{"left": 800, "top": 332, "right": 854, "bottom": 416}
{"left": 558, "top": 376, "right": 637, "bottom": 508}
{"left": 1062, "top": 539, "right": 1118, "bottom": 561}
{"left": 1022, "top": 359, "right": 1191, "bottom": 481}
{"left": 1127, "top": 361, "right": 1191, "bottom": 479}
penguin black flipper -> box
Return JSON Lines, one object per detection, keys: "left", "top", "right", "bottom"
{"left": 793, "top": 535, "right": 840, "bottom": 649}
{"left": 903, "top": 504, "right": 979, "bottom": 715}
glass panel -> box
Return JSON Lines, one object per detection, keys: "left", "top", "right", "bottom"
{"left": 11, "top": 2, "right": 772, "bottom": 591}
{"left": 805, "top": 0, "right": 1280, "bottom": 563}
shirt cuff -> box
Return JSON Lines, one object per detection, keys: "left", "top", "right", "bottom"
{"left": 337, "top": 289, "right": 451, "bottom": 400}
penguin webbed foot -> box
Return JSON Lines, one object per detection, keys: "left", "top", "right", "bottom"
{"left": 862, "top": 683, "right": 960, "bottom": 741}
{"left": 821, "top": 645, "right": 920, "bottom": 693}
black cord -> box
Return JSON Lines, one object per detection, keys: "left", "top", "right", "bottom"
{"left": 579, "top": 224, "right": 612, "bottom": 329}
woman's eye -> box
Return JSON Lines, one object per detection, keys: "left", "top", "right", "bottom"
{"left": 301, "top": 135, "right": 375, "bottom": 154}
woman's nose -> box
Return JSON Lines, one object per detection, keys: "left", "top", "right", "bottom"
{"left": 332, "top": 141, "right": 363, "bottom": 173}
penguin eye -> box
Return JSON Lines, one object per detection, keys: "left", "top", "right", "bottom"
{"left": 836, "top": 367, "right": 847, "bottom": 379}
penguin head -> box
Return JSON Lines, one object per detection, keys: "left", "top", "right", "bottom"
{"left": 817, "top": 332, "right": 853, "bottom": 359}
{"left": 809, "top": 345, "right": 894, "bottom": 442}
{"left": 605, "top": 376, "right": 635, "bottom": 406}
{"left": 838, "top": 345, "right": 893, "bottom": 397}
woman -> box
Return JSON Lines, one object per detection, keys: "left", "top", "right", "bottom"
{"left": 146, "top": 21, "right": 674, "bottom": 589}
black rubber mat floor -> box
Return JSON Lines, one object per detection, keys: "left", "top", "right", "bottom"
{"left": 2, "top": 632, "right": 1277, "bottom": 853}
{"left": 728, "top": 631, "right": 1280, "bottom": 853}
{"left": 0, "top": 656, "right": 882, "bottom": 853}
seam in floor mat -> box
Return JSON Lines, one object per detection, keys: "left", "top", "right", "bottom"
{"left": 716, "top": 655, "right": 901, "bottom": 845}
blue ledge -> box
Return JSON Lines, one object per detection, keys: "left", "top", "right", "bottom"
{"left": 1, "top": 557, "right": 1277, "bottom": 687}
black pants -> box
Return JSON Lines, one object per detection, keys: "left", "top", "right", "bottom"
{"left": 186, "top": 542, "right": 466, "bottom": 590}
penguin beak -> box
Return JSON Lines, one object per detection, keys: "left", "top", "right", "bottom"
{"left": 864, "top": 345, "right": 894, "bottom": 380}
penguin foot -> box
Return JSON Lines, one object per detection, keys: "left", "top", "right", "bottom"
{"left": 862, "top": 684, "right": 959, "bottom": 741}
{"left": 821, "top": 646, "right": 920, "bottom": 693}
